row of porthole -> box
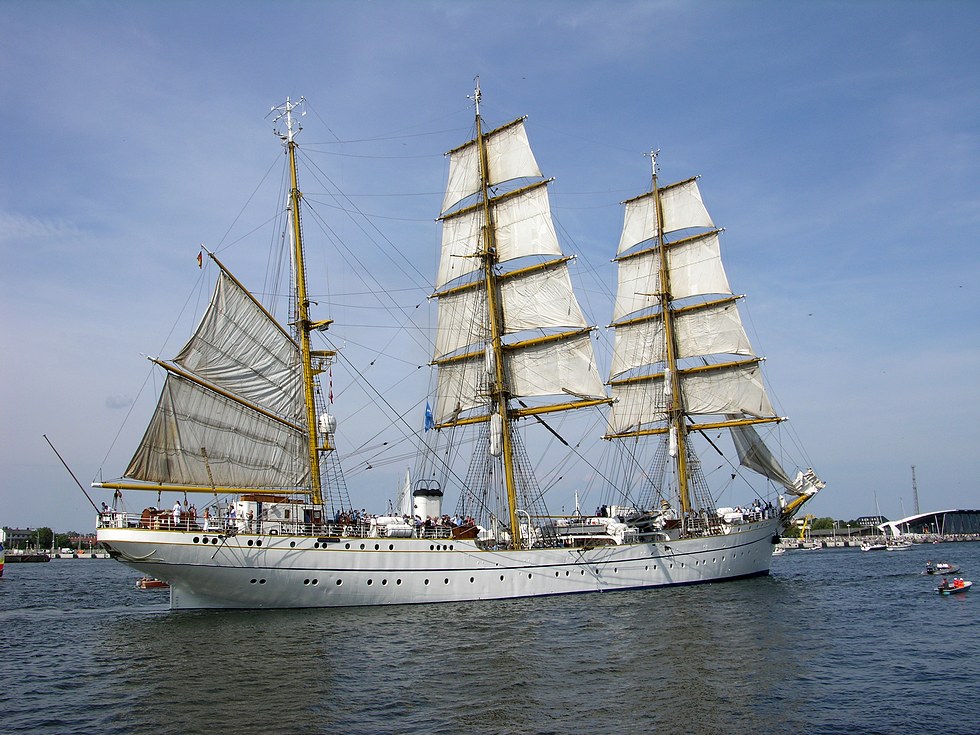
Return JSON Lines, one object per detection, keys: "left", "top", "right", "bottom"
{"left": 259, "top": 559, "right": 735, "bottom": 590}
{"left": 193, "top": 536, "right": 264, "bottom": 547}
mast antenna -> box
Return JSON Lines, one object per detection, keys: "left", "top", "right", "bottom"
{"left": 270, "top": 96, "right": 306, "bottom": 143}
{"left": 469, "top": 76, "right": 482, "bottom": 117}
{"left": 644, "top": 148, "right": 661, "bottom": 180}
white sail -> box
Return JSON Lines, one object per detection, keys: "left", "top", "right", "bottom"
{"left": 616, "top": 178, "right": 714, "bottom": 256}
{"left": 435, "top": 262, "right": 587, "bottom": 359}
{"left": 434, "top": 331, "right": 604, "bottom": 425}
{"left": 436, "top": 184, "right": 562, "bottom": 289}
{"left": 612, "top": 232, "right": 731, "bottom": 321}
{"left": 610, "top": 299, "right": 754, "bottom": 378}
{"left": 174, "top": 271, "right": 304, "bottom": 420}
{"left": 729, "top": 421, "right": 796, "bottom": 492}
{"left": 493, "top": 184, "right": 562, "bottom": 263}
{"left": 442, "top": 119, "right": 542, "bottom": 214}
{"left": 608, "top": 362, "right": 775, "bottom": 435}
{"left": 125, "top": 374, "right": 310, "bottom": 488}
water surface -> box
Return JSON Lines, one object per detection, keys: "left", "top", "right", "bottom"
{"left": 1, "top": 543, "right": 977, "bottom": 734}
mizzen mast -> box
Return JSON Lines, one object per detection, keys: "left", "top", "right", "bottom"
{"left": 273, "top": 97, "right": 332, "bottom": 506}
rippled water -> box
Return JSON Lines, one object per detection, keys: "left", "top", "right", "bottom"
{"left": 1, "top": 543, "right": 977, "bottom": 734}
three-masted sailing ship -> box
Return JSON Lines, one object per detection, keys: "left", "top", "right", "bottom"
{"left": 95, "top": 89, "right": 823, "bottom": 609}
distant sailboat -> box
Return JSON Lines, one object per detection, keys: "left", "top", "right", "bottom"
{"left": 95, "top": 86, "right": 824, "bottom": 609}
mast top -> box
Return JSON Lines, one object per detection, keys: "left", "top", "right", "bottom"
{"left": 469, "top": 77, "right": 482, "bottom": 117}
{"left": 644, "top": 148, "right": 661, "bottom": 183}
{"left": 271, "top": 97, "right": 306, "bottom": 144}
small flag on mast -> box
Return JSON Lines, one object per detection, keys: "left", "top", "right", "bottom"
{"left": 197, "top": 251, "right": 203, "bottom": 268}
{"left": 424, "top": 402, "right": 434, "bottom": 431}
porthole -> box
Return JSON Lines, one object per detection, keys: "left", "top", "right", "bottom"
{"left": 367, "top": 579, "right": 373, "bottom": 586}
{"left": 389, "top": 544, "right": 394, "bottom": 550}
{"left": 444, "top": 578, "right": 449, "bottom": 585}
{"left": 212, "top": 538, "right": 218, "bottom": 545}
{"left": 430, "top": 544, "right": 435, "bottom": 551}
{"left": 193, "top": 536, "right": 200, "bottom": 543}
{"left": 290, "top": 541, "right": 296, "bottom": 548}
{"left": 396, "top": 579, "right": 402, "bottom": 585}
{"left": 500, "top": 575, "right": 505, "bottom": 581}
{"left": 345, "top": 543, "right": 351, "bottom": 549}
{"left": 424, "top": 579, "right": 430, "bottom": 585}
{"left": 247, "top": 540, "right": 254, "bottom": 547}
{"left": 314, "top": 542, "right": 319, "bottom": 549}
{"left": 304, "top": 579, "right": 310, "bottom": 585}
{"left": 375, "top": 544, "right": 380, "bottom": 550}
{"left": 256, "top": 539, "right": 262, "bottom": 547}
{"left": 382, "top": 579, "right": 388, "bottom": 586}
{"left": 312, "top": 579, "right": 318, "bottom": 586}
{"left": 259, "top": 579, "right": 266, "bottom": 584}
{"left": 565, "top": 571, "right": 570, "bottom": 576}
{"left": 335, "top": 579, "right": 343, "bottom": 586}
{"left": 249, "top": 578, "right": 257, "bottom": 584}
{"left": 470, "top": 577, "right": 475, "bottom": 583}
{"left": 449, "top": 545, "right": 454, "bottom": 551}
{"left": 360, "top": 543, "right": 365, "bottom": 550}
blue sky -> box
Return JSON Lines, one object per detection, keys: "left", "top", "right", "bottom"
{"left": 2, "top": 0, "right": 978, "bottom": 533}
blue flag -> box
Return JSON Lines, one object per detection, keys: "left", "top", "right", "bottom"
{"left": 424, "top": 401, "right": 434, "bottom": 431}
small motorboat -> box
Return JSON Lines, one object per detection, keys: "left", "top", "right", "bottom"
{"left": 135, "top": 576, "right": 170, "bottom": 590}
{"left": 925, "top": 561, "right": 960, "bottom": 575}
{"left": 936, "top": 578, "right": 972, "bottom": 595}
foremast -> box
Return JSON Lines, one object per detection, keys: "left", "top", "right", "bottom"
{"left": 606, "top": 152, "right": 800, "bottom": 522}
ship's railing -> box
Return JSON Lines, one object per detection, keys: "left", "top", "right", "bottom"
{"left": 96, "top": 510, "right": 458, "bottom": 540}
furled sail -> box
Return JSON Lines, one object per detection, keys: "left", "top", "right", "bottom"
{"left": 123, "top": 268, "right": 311, "bottom": 489}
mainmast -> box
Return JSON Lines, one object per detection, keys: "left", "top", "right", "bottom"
{"left": 472, "top": 80, "right": 524, "bottom": 549}
{"left": 273, "top": 97, "right": 330, "bottom": 506}
{"left": 649, "top": 150, "right": 693, "bottom": 516}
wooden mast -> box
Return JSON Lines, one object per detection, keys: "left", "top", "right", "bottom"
{"left": 275, "top": 97, "right": 325, "bottom": 506}
{"left": 649, "top": 150, "right": 693, "bottom": 517}
{"left": 471, "top": 80, "right": 524, "bottom": 549}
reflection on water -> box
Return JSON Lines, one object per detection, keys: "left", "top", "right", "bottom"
{"left": 2, "top": 546, "right": 979, "bottom": 734}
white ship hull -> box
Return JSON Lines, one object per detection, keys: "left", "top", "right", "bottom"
{"left": 98, "top": 518, "right": 780, "bottom": 610}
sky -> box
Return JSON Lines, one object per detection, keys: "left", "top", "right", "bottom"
{"left": 2, "top": 0, "right": 978, "bottom": 533}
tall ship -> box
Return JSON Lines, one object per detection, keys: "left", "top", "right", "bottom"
{"left": 95, "top": 88, "right": 824, "bottom": 609}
